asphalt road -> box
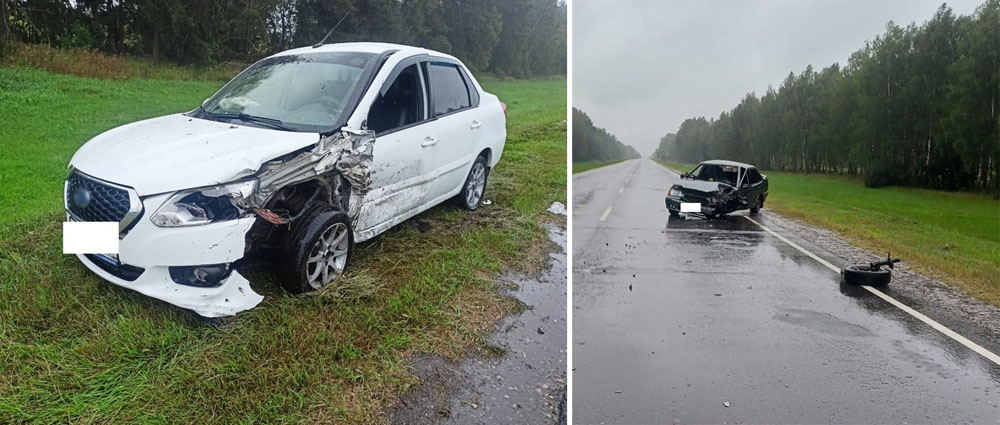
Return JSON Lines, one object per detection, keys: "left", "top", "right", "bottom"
{"left": 572, "top": 158, "right": 1000, "bottom": 424}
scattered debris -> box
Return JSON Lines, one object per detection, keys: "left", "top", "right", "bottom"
{"left": 482, "top": 199, "right": 493, "bottom": 206}
{"left": 546, "top": 201, "right": 567, "bottom": 215}
{"left": 723, "top": 401, "right": 730, "bottom": 408}
{"left": 537, "top": 327, "right": 546, "bottom": 335}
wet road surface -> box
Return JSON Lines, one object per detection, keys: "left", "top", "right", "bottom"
{"left": 391, "top": 225, "right": 567, "bottom": 424}
{"left": 572, "top": 159, "right": 1000, "bottom": 424}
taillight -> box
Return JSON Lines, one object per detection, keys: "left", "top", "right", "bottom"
{"left": 500, "top": 101, "right": 507, "bottom": 116}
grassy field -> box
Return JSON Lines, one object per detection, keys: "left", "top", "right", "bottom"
{"left": 572, "top": 159, "right": 628, "bottom": 174}
{"left": 657, "top": 159, "right": 1000, "bottom": 306}
{"left": 0, "top": 66, "right": 566, "bottom": 423}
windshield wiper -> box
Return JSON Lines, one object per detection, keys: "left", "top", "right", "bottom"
{"left": 199, "top": 107, "right": 295, "bottom": 131}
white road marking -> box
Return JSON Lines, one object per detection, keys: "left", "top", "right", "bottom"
{"left": 744, "top": 215, "right": 1000, "bottom": 366}
{"left": 600, "top": 206, "right": 613, "bottom": 222}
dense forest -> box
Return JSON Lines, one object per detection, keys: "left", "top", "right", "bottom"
{"left": 573, "top": 107, "right": 640, "bottom": 162}
{"left": 653, "top": 1, "right": 998, "bottom": 193}
{"left": 0, "top": 0, "right": 566, "bottom": 77}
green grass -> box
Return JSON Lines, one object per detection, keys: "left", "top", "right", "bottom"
{"left": 0, "top": 66, "right": 566, "bottom": 424}
{"left": 572, "top": 159, "right": 627, "bottom": 174}
{"left": 654, "top": 158, "right": 1000, "bottom": 306}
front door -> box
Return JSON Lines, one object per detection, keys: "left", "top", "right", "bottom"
{"left": 355, "top": 63, "right": 435, "bottom": 234}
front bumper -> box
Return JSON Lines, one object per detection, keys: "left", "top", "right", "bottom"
{"left": 71, "top": 192, "right": 263, "bottom": 317}
{"left": 665, "top": 196, "right": 719, "bottom": 215}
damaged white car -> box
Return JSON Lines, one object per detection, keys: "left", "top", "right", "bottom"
{"left": 65, "top": 43, "right": 506, "bottom": 317}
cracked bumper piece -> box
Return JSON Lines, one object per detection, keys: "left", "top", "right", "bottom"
{"left": 74, "top": 193, "right": 263, "bottom": 317}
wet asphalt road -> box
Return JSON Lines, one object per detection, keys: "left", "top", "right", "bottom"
{"left": 572, "top": 159, "right": 1000, "bottom": 424}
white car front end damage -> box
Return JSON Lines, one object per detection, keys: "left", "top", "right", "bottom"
{"left": 65, "top": 42, "right": 506, "bottom": 317}
{"left": 65, "top": 114, "right": 321, "bottom": 317}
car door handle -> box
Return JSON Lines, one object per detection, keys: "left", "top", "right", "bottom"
{"left": 421, "top": 137, "right": 439, "bottom": 147}
{"left": 470, "top": 120, "right": 482, "bottom": 130}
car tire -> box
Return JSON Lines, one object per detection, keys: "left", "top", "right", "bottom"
{"left": 457, "top": 155, "right": 489, "bottom": 211}
{"left": 842, "top": 265, "right": 891, "bottom": 286}
{"left": 750, "top": 195, "right": 763, "bottom": 214}
{"left": 280, "top": 205, "right": 354, "bottom": 294}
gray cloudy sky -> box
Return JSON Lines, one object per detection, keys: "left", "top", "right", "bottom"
{"left": 572, "top": 0, "right": 985, "bottom": 156}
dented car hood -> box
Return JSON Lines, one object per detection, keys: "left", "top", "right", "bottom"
{"left": 70, "top": 113, "right": 319, "bottom": 195}
{"left": 676, "top": 179, "right": 731, "bottom": 193}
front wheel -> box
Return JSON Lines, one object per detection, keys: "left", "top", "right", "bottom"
{"left": 457, "top": 155, "right": 488, "bottom": 211}
{"left": 750, "top": 195, "right": 763, "bottom": 214}
{"left": 280, "top": 206, "right": 354, "bottom": 294}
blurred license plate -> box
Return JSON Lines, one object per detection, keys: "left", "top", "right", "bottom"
{"left": 680, "top": 202, "right": 701, "bottom": 212}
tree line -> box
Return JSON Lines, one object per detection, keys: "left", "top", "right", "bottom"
{"left": 654, "top": 1, "right": 998, "bottom": 193}
{"left": 573, "top": 107, "right": 640, "bottom": 162}
{"left": 0, "top": 0, "right": 566, "bottom": 77}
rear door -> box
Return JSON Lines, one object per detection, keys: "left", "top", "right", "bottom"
{"left": 422, "top": 61, "right": 483, "bottom": 204}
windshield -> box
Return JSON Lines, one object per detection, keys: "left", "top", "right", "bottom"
{"left": 198, "top": 52, "right": 375, "bottom": 132}
{"left": 689, "top": 164, "right": 739, "bottom": 185}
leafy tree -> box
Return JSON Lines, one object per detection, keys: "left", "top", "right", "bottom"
{"left": 573, "top": 108, "right": 640, "bottom": 162}
{"left": 654, "top": 1, "right": 998, "bottom": 194}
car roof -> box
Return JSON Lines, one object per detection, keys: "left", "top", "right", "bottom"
{"left": 699, "top": 159, "right": 755, "bottom": 169}
{"left": 270, "top": 42, "right": 459, "bottom": 62}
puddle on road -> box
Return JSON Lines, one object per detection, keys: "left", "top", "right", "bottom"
{"left": 389, "top": 225, "right": 567, "bottom": 424}
{"left": 774, "top": 307, "right": 875, "bottom": 337}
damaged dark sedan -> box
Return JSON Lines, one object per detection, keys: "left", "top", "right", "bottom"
{"left": 665, "top": 160, "right": 768, "bottom": 218}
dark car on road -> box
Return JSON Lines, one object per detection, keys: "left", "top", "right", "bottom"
{"left": 665, "top": 160, "right": 768, "bottom": 218}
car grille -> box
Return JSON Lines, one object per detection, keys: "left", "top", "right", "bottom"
{"left": 680, "top": 190, "right": 713, "bottom": 204}
{"left": 84, "top": 254, "right": 145, "bottom": 281}
{"left": 66, "top": 171, "right": 133, "bottom": 223}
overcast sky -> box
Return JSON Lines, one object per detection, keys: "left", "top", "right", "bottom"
{"left": 572, "top": 0, "right": 986, "bottom": 156}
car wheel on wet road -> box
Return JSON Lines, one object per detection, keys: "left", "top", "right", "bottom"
{"left": 281, "top": 205, "right": 354, "bottom": 293}
{"left": 457, "top": 155, "right": 489, "bottom": 211}
{"left": 842, "top": 265, "right": 891, "bottom": 286}
{"left": 750, "top": 195, "right": 763, "bottom": 214}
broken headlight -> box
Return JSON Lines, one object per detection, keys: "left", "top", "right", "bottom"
{"left": 667, "top": 186, "right": 682, "bottom": 197}
{"left": 150, "top": 180, "right": 257, "bottom": 227}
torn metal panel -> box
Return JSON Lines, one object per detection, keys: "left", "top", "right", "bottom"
{"left": 253, "top": 128, "right": 375, "bottom": 224}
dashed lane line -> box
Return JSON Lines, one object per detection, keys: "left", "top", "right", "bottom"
{"left": 599, "top": 206, "right": 613, "bottom": 222}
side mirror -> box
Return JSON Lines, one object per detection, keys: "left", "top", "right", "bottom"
{"left": 680, "top": 173, "right": 690, "bottom": 179}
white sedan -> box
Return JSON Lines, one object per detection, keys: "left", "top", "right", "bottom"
{"left": 65, "top": 42, "right": 507, "bottom": 317}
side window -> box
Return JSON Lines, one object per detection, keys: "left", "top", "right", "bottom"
{"left": 427, "top": 62, "right": 471, "bottom": 116}
{"left": 368, "top": 64, "right": 425, "bottom": 134}
{"left": 747, "top": 169, "right": 762, "bottom": 185}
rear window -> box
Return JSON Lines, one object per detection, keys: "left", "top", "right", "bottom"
{"left": 427, "top": 62, "right": 472, "bottom": 116}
